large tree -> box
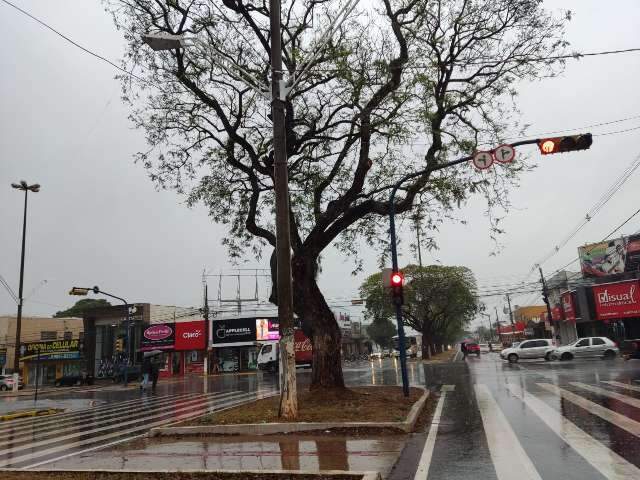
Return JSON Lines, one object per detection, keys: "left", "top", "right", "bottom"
{"left": 106, "top": 0, "right": 568, "bottom": 388}
{"left": 54, "top": 299, "right": 112, "bottom": 318}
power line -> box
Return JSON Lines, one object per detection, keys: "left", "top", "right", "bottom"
{"left": 0, "top": 274, "right": 18, "bottom": 304}
{"left": 0, "top": 0, "right": 148, "bottom": 84}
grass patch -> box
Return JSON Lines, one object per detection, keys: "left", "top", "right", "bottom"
{"left": 186, "top": 386, "right": 423, "bottom": 426}
{"left": 422, "top": 349, "right": 457, "bottom": 364}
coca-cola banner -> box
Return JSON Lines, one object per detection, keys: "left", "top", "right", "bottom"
{"left": 141, "top": 323, "right": 175, "bottom": 351}
{"left": 175, "top": 321, "right": 207, "bottom": 351}
{"left": 561, "top": 292, "right": 576, "bottom": 322}
{"left": 592, "top": 280, "right": 640, "bottom": 320}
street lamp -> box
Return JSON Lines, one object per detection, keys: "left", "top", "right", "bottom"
{"left": 11, "top": 180, "right": 40, "bottom": 374}
{"left": 69, "top": 286, "right": 132, "bottom": 386}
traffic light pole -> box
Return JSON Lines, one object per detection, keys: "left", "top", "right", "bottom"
{"left": 539, "top": 267, "right": 554, "bottom": 339}
{"left": 388, "top": 138, "right": 542, "bottom": 397}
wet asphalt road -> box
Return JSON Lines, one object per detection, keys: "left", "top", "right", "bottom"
{"left": 391, "top": 353, "right": 640, "bottom": 480}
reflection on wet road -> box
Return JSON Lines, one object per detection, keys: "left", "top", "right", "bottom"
{"left": 391, "top": 354, "right": 640, "bottom": 480}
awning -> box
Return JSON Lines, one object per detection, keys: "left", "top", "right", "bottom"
{"left": 211, "top": 342, "right": 260, "bottom": 348}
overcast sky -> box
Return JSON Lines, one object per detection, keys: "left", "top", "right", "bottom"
{"left": 1, "top": 0, "right": 640, "bottom": 331}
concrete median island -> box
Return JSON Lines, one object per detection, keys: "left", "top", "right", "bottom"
{"left": 151, "top": 386, "right": 428, "bottom": 437}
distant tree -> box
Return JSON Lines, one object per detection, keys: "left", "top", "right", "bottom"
{"left": 54, "top": 299, "right": 111, "bottom": 318}
{"left": 366, "top": 318, "right": 397, "bottom": 350}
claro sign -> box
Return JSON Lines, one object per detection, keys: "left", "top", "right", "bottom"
{"left": 592, "top": 280, "right": 640, "bottom": 320}
{"left": 175, "top": 321, "right": 207, "bottom": 351}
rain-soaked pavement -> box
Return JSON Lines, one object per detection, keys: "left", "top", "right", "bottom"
{"left": 2, "top": 354, "right": 640, "bottom": 478}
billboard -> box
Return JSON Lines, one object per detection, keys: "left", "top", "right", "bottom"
{"left": 19, "top": 339, "right": 81, "bottom": 361}
{"left": 212, "top": 318, "right": 257, "bottom": 344}
{"left": 579, "top": 234, "right": 640, "bottom": 278}
{"left": 592, "top": 279, "right": 640, "bottom": 320}
{"left": 256, "top": 318, "right": 279, "bottom": 341}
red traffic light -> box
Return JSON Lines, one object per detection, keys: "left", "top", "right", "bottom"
{"left": 391, "top": 272, "right": 404, "bottom": 286}
{"left": 538, "top": 133, "right": 592, "bottom": 155}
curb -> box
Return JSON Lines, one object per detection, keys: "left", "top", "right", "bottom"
{"left": 0, "top": 408, "right": 63, "bottom": 421}
{"left": 0, "top": 468, "right": 381, "bottom": 479}
{"left": 150, "top": 387, "right": 429, "bottom": 437}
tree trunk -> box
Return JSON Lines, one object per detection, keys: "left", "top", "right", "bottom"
{"left": 292, "top": 255, "right": 345, "bottom": 390}
{"left": 422, "top": 334, "right": 432, "bottom": 359}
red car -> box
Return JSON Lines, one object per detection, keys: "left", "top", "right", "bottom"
{"left": 461, "top": 342, "right": 480, "bottom": 357}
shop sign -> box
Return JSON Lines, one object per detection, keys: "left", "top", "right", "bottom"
{"left": 294, "top": 330, "right": 313, "bottom": 363}
{"left": 256, "top": 318, "right": 279, "bottom": 341}
{"left": 561, "top": 292, "right": 576, "bottom": 322}
{"left": 19, "top": 340, "right": 81, "bottom": 361}
{"left": 212, "top": 318, "right": 257, "bottom": 344}
{"left": 141, "top": 323, "right": 175, "bottom": 351}
{"left": 593, "top": 280, "right": 640, "bottom": 320}
{"left": 551, "top": 305, "right": 564, "bottom": 321}
{"left": 175, "top": 321, "right": 207, "bottom": 350}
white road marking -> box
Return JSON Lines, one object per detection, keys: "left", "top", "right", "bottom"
{"left": 475, "top": 384, "right": 543, "bottom": 480}
{"left": 0, "top": 392, "right": 237, "bottom": 448}
{"left": 413, "top": 384, "right": 454, "bottom": 480}
{"left": 602, "top": 381, "right": 640, "bottom": 393}
{"left": 0, "top": 391, "right": 271, "bottom": 469}
{"left": 0, "top": 392, "right": 203, "bottom": 439}
{"left": 537, "top": 383, "right": 640, "bottom": 437}
{"left": 571, "top": 382, "right": 640, "bottom": 409}
{"left": 506, "top": 383, "right": 640, "bottom": 479}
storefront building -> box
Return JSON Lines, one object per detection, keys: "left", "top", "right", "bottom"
{"left": 588, "top": 279, "right": 640, "bottom": 341}
{"left": 140, "top": 320, "right": 208, "bottom": 377}
{"left": 19, "top": 339, "right": 84, "bottom": 385}
{"left": 210, "top": 316, "right": 278, "bottom": 372}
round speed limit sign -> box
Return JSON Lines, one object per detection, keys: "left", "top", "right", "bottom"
{"left": 493, "top": 144, "right": 516, "bottom": 164}
{"left": 472, "top": 151, "right": 494, "bottom": 170}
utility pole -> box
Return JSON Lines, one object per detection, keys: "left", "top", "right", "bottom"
{"left": 506, "top": 293, "right": 515, "bottom": 343}
{"left": 539, "top": 267, "right": 554, "bottom": 341}
{"left": 203, "top": 283, "right": 209, "bottom": 377}
{"left": 495, "top": 307, "right": 503, "bottom": 345}
{"left": 270, "top": 0, "right": 297, "bottom": 419}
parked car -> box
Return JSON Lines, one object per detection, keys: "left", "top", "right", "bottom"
{"left": 500, "top": 339, "right": 555, "bottom": 363}
{"left": 369, "top": 352, "right": 383, "bottom": 360}
{"left": 478, "top": 343, "right": 490, "bottom": 353}
{"left": 55, "top": 373, "right": 95, "bottom": 387}
{"left": 551, "top": 337, "right": 619, "bottom": 361}
{"left": 0, "top": 375, "right": 24, "bottom": 391}
{"left": 381, "top": 349, "right": 391, "bottom": 358}
{"left": 391, "top": 350, "right": 400, "bottom": 358}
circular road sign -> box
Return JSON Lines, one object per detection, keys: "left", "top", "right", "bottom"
{"left": 472, "top": 151, "right": 494, "bottom": 170}
{"left": 493, "top": 144, "right": 516, "bottom": 163}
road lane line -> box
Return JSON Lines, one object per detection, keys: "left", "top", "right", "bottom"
{"left": 571, "top": 382, "right": 640, "bottom": 409}
{"left": 475, "top": 384, "right": 542, "bottom": 480}
{"left": 0, "top": 392, "right": 203, "bottom": 438}
{"left": 14, "top": 390, "right": 277, "bottom": 470}
{"left": 602, "top": 381, "right": 640, "bottom": 393}
{"left": 0, "top": 391, "right": 264, "bottom": 468}
{"left": 0, "top": 391, "right": 192, "bottom": 432}
{"left": 506, "top": 384, "right": 640, "bottom": 479}
{"left": 0, "top": 392, "right": 237, "bottom": 447}
{"left": 0, "top": 392, "right": 241, "bottom": 458}
{"left": 413, "top": 384, "right": 454, "bottom": 480}
{"left": 537, "top": 383, "right": 640, "bottom": 437}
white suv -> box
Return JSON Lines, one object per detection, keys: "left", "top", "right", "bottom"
{"left": 551, "top": 337, "right": 619, "bottom": 361}
{"left": 500, "top": 339, "right": 555, "bottom": 363}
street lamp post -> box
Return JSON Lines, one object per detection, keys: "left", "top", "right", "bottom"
{"left": 69, "top": 286, "right": 131, "bottom": 386}
{"left": 11, "top": 180, "right": 40, "bottom": 374}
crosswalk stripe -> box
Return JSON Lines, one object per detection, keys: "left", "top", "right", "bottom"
{"left": 602, "top": 381, "right": 640, "bottom": 393}
{"left": 475, "top": 384, "right": 543, "bottom": 480}
{"left": 0, "top": 392, "right": 203, "bottom": 437}
{"left": 537, "top": 383, "right": 640, "bottom": 437}
{"left": 413, "top": 384, "right": 454, "bottom": 480}
{"left": 16, "top": 390, "right": 278, "bottom": 470}
{"left": 570, "top": 382, "right": 640, "bottom": 409}
{"left": 0, "top": 392, "right": 237, "bottom": 447}
{"left": 0, "top": 391, "right": 190, "bottom": 432}
{"left": 506, "top": 384, "right": 640, "bottom": 479}
{"left": 0, "top": 392, "right": 241, "bottom": 458}
{"left": 9, "top": 390, "right": 276, "bottom": 470}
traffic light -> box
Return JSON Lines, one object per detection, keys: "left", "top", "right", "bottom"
{"left": 390, "top": 271, "right": 404, "bottom": 305}
{"left": 115, "top": 338, "right": 124, "bottom": 352}
{"left": 538, "top": 133, "right": 592, "bottom": 155}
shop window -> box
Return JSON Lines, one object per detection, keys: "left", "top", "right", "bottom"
{"left": 63, "top": 331, "right": 73, "bottom": 341}
{"left": 41, "top": 331, "right": 57, "bottom": 341}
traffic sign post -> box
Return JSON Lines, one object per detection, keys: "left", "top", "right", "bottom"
{"left": 493, "top": 144, "right": 516, "bottom": 163}
{"left": 472, "top": 151, "right": 494, "bottom": 170}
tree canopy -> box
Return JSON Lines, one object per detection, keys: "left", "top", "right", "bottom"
{"left": 54, "top": 299, "right": 112, "bottom": 318}
{"left": 106, "top": 0, "right": 569, "bottom": 387}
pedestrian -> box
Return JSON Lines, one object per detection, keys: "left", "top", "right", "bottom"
{"left": 151, "top": 360, "right": 159, "bottom": 392}
{"left": 140, "top": 356, "right": 152, "bottom": 391}
{"left": 212, "top": 355, "right": 220, "bottom": 374}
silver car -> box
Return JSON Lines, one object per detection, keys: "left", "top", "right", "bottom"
{"left": 552, "top": 337, "right": 619, "bottom": 361}
{"left": 500, "top": 339, "right": 555, "bottom": 363}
